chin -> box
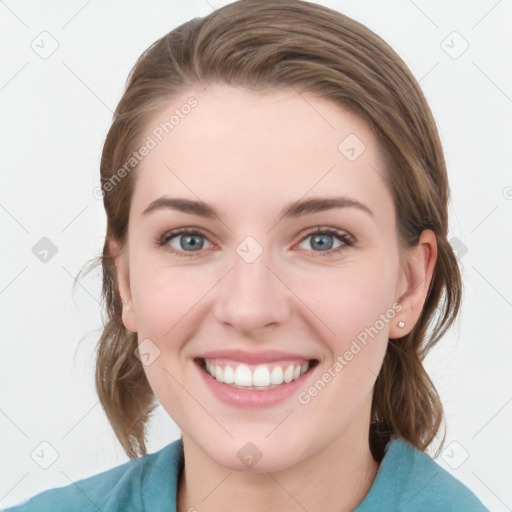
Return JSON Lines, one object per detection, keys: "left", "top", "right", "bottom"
{"left": 198, "top": 432, "right": 311, "bottom": 473}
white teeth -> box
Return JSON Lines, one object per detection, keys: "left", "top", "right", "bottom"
{"left": 283, "top": 365, "right": 294, "bottom": 383}
{"left": 234, "top": 364, "right": 253, "bottom": 386}
{"left": 223, "top": 365, "right": 235, "bottom": 384}
{"left": 203, "top": 359, "right": 311, "bottom": 389}
{"left": 270, "top": 366, "right": 284, "bottom": 385}
{"left": 252, "top": 365, "right": 271, "bottom": 387}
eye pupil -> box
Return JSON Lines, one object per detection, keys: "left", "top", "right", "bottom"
{"left": 311, "top": 234, "right": 333, "bottom": 251}
{"left": 181, "top": 234, "right": 203, "bottom": 251}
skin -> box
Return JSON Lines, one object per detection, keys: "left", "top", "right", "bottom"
{"left": 111, "top": 83, "right": 437, "bottom": 512}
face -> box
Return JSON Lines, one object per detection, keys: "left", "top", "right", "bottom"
{"left": 113, "top": 83, "right": 424, "bottom": 472}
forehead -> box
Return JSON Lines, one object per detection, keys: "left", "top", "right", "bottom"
{"left": 130, "top": 83, "right": 393, "bottom": 224}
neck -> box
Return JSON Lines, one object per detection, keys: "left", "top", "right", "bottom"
{"left": 177, "top": 421, "right": 380, "bottom": 512}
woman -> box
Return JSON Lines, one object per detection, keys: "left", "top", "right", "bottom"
{"left": 5, "top": 0, "right": 490, "bottom": 510}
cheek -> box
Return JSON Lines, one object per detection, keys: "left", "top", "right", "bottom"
{"left": 293, "top": 266, "right": 394, "bottom": 421}
{"left": 299, "top": 258, "right": 397, "bottom": 344}
{"left": 131, "top": 264, "right": 207, "bottom": 425}
{"left": 292, "top": 255, "right": 397, "bottom": 405}
{"left": 131, "top": 258, "right": 207, "bottom": 339}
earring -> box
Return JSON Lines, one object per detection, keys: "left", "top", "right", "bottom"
{"left": 123, "top": 302, "right": 130, "bottom": 310}
{"left": 397, "top": 320, "right": 405, "bottom": 328}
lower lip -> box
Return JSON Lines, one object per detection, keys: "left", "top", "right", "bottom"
{"left": 195, "top": 360, "right": 316, "bottom": 408}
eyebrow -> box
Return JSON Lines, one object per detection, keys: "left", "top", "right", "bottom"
{"left": 141, "top": 195, "right": 374, "bottom": 221}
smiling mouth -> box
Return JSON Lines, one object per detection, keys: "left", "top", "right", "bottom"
{"left": 195, "top": 357, "right": 319, "bottom": 391}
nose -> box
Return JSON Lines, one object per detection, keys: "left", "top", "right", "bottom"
{"left": 212, "top": 249, "right": 292, "bottom": 335}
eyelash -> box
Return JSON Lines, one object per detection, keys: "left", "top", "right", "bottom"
{"left": 156, "top": 227, "right": 355, "bottom": 258}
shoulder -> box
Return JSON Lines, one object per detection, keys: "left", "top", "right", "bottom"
{"left": 2, "top": 439, "right": 183, "bottom": 512}
{"left": 356, "top": 437, "right": 489, "bottom": 512}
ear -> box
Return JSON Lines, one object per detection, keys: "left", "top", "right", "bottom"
{"left": 389, "top": 229, "right": 437, "bottom": 339}
{"left": 109, "top": 237, "right": 138, "bottom": 334}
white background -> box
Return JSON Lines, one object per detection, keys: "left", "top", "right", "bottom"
{"left": 1, "top": 0, "right": 511, "bottom": 510}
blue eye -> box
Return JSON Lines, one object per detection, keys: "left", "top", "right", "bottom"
{"left": 298, "top": 228, "right": 354, "bottom": 256}
{"left": 159, "top": 228, "right": 213, "bottom": 257}
{"left": 157, "top": 227, "right": 354, "bottom": 258}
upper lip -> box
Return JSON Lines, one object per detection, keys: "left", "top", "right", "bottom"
{"left": 195, "top": 349, "right": 317, "bottom": 365}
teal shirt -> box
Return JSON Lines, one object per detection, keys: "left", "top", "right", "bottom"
{"left": 3, "top": 437, "right": 489, "bottom": 511}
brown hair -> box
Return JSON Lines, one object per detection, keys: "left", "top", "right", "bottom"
{"left": 77, "top": 0, "right": 461, "bottom": 460}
